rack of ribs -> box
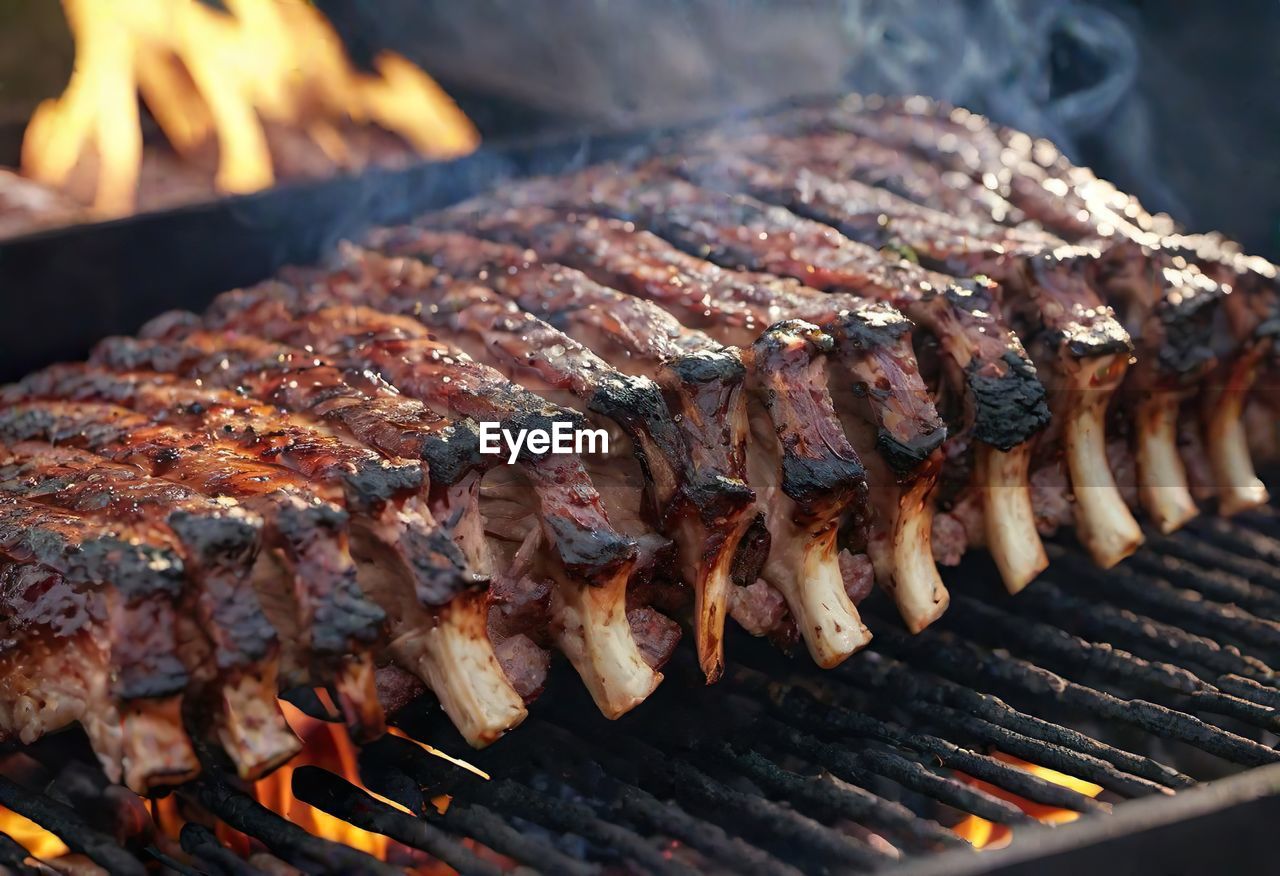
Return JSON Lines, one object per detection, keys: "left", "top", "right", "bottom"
{"left": 3, "top": 91, "right": 1275, "bottom": 774}
{"left": 85, "top": 330, "right": 551, "bottom": 743}
{"left": 366, "top": 224, "right": 921, "bottom": 659}
{"left": 669, "top": 149, "right": 1153, "bottom": 567}
{"left": 694, "top": 123, "right": 1224, "bottom": 539}
{"left": 816, "top": 95, "right": 1278, "bottom": 518}
{"left": 0, "top": 497, "right": 196, "bottom": 792}
{"left": 716, "top": 111, "right": 1032, "bottom": 229}
{"left": 2, "top": 362, "right": 536, "bottom": 753}
{"left": 141, "top": 296, "right": 675, "bottom": 720}
{"left": 329, "top": 240, "right": 869, "bottom": 671}
{"left": 427, "top": 177, "right": 1050, "bottom": 608}
{"left": 399, "top": 216, "right": 952, "bottom": 632}
{"left": 0, "top": 400, "right": 387, "bottom": 763}
{"left": 398, "top": 216, "right": 952, "bottom": 636}
{"left": 0, "top": 442, "right": 298, "bottom": 782}
{"left": 494, "top": 166, "right": 1046, "bottom": 475}
{"left": 406, "top": 239, "right": 871, "bottom": 663}
{"left": 256, "top": 247, "right": 761, "bottom": 682}
{"left": 1154, "top": 236, "right": 1278, "bottom": 514}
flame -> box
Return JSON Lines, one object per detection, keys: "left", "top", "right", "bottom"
{"left": 951, "top": 752, "right": 1104, "bottom": 849}
{"left": 252, "top": 698, "right": 396, "bottom": 858}
{"left": 22, "top": 0, "right": 478, "bottom": 215}
{"left": 147, "top": 795, "right": 183, "bottom": 841}
{"left": 140, "top": 696, "right": 490, "bottom": 868}
{"left": 0, "top": 806, "right": 69, "bottom": 860}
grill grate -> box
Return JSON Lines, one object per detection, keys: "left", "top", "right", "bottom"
{"left": 1, "top": 516, "right": 1278, "bottom": 875}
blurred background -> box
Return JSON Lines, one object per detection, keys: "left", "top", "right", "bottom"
{"left": 2, "top": 0, "right": 1277, "bottom": 257}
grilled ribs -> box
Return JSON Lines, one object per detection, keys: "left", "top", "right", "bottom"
{"left": 491, "top": 164, "right": 1047, "bottom": 451}
{"left": 147, "top": 295, "right": 674, "bottom": 719}
{"left": 824, "top": 95, "right": 1277, "bottom": 518}
{"left": 0, "top": 400, "right": 387, "bottom": 751}
{"left": 7, "top": 366, "right": 461, "bottom": 600}
{"left": 425, "top": 185, "right": 1044, "bottom": 615}
{"left": 330, "top": 240, "right": 868, "bottom": 666}
{"left": 1, "top": 91, "right": 1273, "bottom": 777}
{"left": 270, "top": 246, "right": 762, "bottom": 680}
{"left": 670, "top": 149, "right": 1150, "bottom": 569}
{"left": 0, "top": 498, "right": 196, "bottom": 791}
{"left": 0, "top": 442, "right": 297, "bottom": 781}
{"left": 364, "top": 229, "right": 893, "bottom": 658}
{"left": 705, "top": 121, "right": 1223, "bottom": 539}
{"left": 4, "top": 363, "right": 538, "bottom": 749}
{"left": 404, "top": 213, "right": 953, "bottom": 629}
{"left": 717, "top": 119, "right": 1031, "bottom": 229}
{"left": 86, "top": 330, "right": 538, "bottom": 745}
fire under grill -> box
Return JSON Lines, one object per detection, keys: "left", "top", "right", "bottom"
{"left": 0, "top": 513, "right": 1277, "bottom": 875}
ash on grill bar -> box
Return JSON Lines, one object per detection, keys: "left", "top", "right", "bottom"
{"left": 1, "top": 2, "right": 1279, "bottom": 875}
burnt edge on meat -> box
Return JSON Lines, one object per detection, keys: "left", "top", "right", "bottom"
{"left": 965, "top": 347, "right": 1053, "bottom": 453}
{"left": 101, "top": 317, "right": 489, "bottom": 492}
{"left": 168, "top": 292, "right": 675, "bottom": 717}
{"left": 663, "top": 349, "right": 759, "bottom": 517}
{"left": 343, "top": 234, "right": 757, "bottom": 679}
{"left": 0, "top": 444, "right": 301, "bottom": 779}
{"left": 753, "top": 321, "right": 869, "bottom": 525}
{"left": 648, "top": 156, "right": 1053, "bottom": 452}
{"left": 349, "top": 232, "right": 756, "bottom": 527}
{"left": 1149, "top": 279, "right": 1223, "bottom": 382}
{"left": 91, "top": 330, "right": 497, "bottom": 603}
{"left": 10, "top": 363, "right": 469, "bottom": 609}
{"left": 13, "top": 363, "right": 427, "bottom": 514}
{"left": 820, "top": 303, "right": 946, "bottom": 474}
{"left": 481, "top": 166, "right": 1050, "bottom": 455}
{"left": 83, "top": 329, "right": 533, "bottom": 746}
{"left": 398, "top": 215, "right": 940, "bottom": 640}
{"left": 0, "top": 501, "right": 188, "bottom": 700}
{"left": 0, "top": 400, "right": 385, "bottom": 660}
{"left": 413, "top": 210, "right": 945, "bottom": 479}
{"left": 0, "top": 446, "right": 274, "bottom": 671}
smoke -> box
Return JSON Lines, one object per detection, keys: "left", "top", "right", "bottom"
{"left": 833, "top": 0, "right": 1186, "bottom": 219}
{"left": 323, "top": 2, "right": 1137, "bottom": 136}
{"left": 10, "top": 1, "right": 1267, "bottom": 251}
{"left": 323, "top": 0, "right": 1186, "bottom": 218}
{"left": 837, "top": 1, "right": 1136, "bottom": 141}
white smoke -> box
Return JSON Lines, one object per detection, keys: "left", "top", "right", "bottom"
{"left": 327, "top": 0, "right": 1188, "bottom": 218}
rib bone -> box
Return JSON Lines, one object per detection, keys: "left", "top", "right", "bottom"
{"left": 1063, "top": 354, "right": 1144, "bottom": 566}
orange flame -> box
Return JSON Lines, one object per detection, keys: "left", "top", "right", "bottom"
{"left": 0, "top": 806, "right": 69, "bottom": 860}
{"left": 251, "top": 698, "right": 399, "bottom": 858}
{"left": 951, "top": 752, "right": 1104, "bottom": 849}
{"left": 143, "top": 697, "right": 490, "bottom": 868}
{"left": 22, "top": 0, "right": 479, "bottom": 215}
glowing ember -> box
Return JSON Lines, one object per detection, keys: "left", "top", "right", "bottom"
{"left": 951, "top": 752, "right": 1105, "bottom": 849}
{"left": 0, "top": 806, "right": 69, "bottom": 860}
{"left": 22, "top": 0, "right": 479, "bottom": 215}
{"left": 147, "top": 794, "right": 183, "bottom": 841}
{"left": 388, "top": 725, "right": 491, "bottom": 781}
